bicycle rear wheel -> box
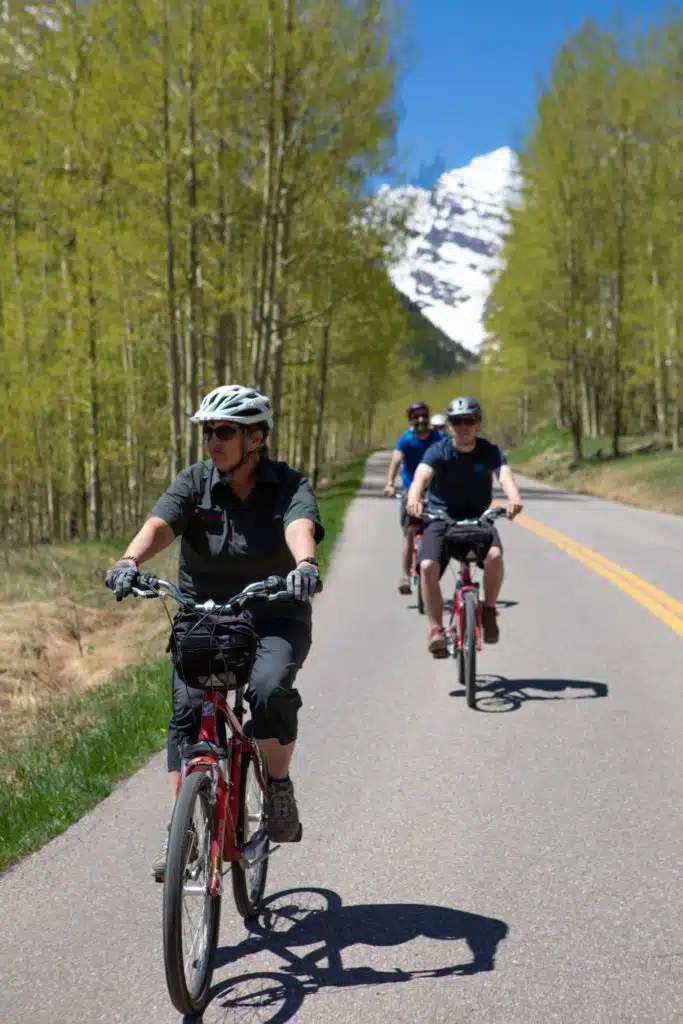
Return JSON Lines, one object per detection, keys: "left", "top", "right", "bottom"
{"left": 460, "top": 590, "right": 478, "bottom": 708}
{"left": 232, "top": 747, "right": 269, "bottom": 920}
{"left": 163, "top": 770, "right": 221, "bottom": 1016}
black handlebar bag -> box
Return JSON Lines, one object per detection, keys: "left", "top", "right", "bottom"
{"left": 168, "top": 609, "right": 259, "bottom": 690}
{"left": 445, "top": 522, "right": 495, "bottom": 568}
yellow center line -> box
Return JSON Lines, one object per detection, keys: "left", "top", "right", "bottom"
{"left": 510, "top": 509, "right": 683, "bottom": 637}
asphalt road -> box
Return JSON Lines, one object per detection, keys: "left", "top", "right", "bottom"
{"left": 1, "top": 452, "right": 682, "bottom": 1024}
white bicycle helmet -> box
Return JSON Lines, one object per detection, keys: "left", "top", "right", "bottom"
{"left": 430, "top": 413, "right": 447, "bottom": 428}
{"left": 190, "top": 385, "right": 274, "bottom": 430}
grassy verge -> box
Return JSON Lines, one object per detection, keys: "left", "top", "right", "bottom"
{"left": 315, "top": 452, "right": 369, "bottom": 572}
{"left": 0, "top": 660, "right": 169, "bottom": 869}
{"left": 510, "top": 423, "right": 683, "bottom": 515}
{"left": 0, "top": 454, "right": 368, "bottom": 872}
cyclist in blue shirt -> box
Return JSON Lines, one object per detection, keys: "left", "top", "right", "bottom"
{"left": 384, "top": 401, "right": 442, "bottom": 593}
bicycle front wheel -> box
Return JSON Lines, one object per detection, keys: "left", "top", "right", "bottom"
{"left": 416, "top": 574, "right": 425, "bottom": 614}
{"left": 461, "top": 590, "right": 478, "bottom": 709}
{"left": 163, "top": 770, "right": 221, "bottom": 1017}
{"left": 232, "top": 747, "right": 269, "bottom": 920}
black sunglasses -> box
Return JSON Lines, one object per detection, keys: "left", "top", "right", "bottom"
{"left": 202, "top": 424, "right": 240, "bottom": 442}
{"left": 449, "top": 416, "right": 478, "bottom": 427}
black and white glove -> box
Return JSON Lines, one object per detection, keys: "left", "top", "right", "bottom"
{"left": 286, "top": 560, "right": 320, "bottom": 601}
{"left": 104, "top": 557, "right": 140, "bottom": 602}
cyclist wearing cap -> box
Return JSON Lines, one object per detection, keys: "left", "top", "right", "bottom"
{"left": 384, "top": 401, "right": 442, "bottom": 594}
{"left": 406, "top": 396, "right": 523, "bottom": 656}
{"left": 104, "top": 384, "right": 324, "bottom": 879}
{"left": 430, "top": 413, "right": 447, "bottom": 436}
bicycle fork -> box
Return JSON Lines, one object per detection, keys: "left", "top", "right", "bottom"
{"left": 449, "top": 581, "right": 483, "bottom": 654}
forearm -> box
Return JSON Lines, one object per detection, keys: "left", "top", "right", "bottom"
{"left": 285, "top": 518, "right": 317, "bottom": 564}
{"left": 407, "top": 468, "right": 431, "bottom": 504}
{"left": 498, "top": 467, "right": 521, "bottom": 504}
{"left": 386, "top": 452, "right": 402, "bottom": 486}
{"left": 124, "top": 516, "right": 176, "bottom": 564}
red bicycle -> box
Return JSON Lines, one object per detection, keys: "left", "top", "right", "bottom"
{"left": 132, "top": 573, "right": 311, "bottom": 1017}
{"left": 426, "top": 507, "right": 507, "bottom": 708}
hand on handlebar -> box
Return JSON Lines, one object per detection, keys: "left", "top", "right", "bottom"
{"left": 383, "top": 483, "right": 396, "bottom": 497}
{"left": 406, "top": 496, "right": 423, "bottom": 519}
{"left": 286, "top": 561, "right": 320, "bottom": 601}
{"left": 506, "top": 500, "right": 523, "bottom": 519}
{"left": 104, "top": 558, "right": 140, "bottom": 602}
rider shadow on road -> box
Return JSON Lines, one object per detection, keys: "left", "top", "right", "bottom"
{"left": 450, "top": 675, "right": 608, "bottom": 712}
{"left": 206, "top": 887, "right": 508, "bottom": 1023}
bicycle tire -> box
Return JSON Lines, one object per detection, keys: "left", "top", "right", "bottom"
{"left": 462, "top": 590, "right": 478, "bottom": 708}
{"left": 416, "top": 575, "right": 425, "bottom": 615}
{"left": 232, "top": 747, "right": 269, "bottom": 920}
{"left": 163, "top": 770, "right": 221, "bottom": 1016}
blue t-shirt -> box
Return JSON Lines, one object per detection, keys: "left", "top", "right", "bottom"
{"left": 396, "top": 428, "right": 443, "bottom": 489}
{"left": 421, "top": 436, "right": 506, "bottom": 518}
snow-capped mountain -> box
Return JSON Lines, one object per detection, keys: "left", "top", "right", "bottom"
{"left": 380, "top": 147, "right": 521, "bottom": 355}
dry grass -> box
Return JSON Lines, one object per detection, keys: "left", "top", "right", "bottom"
{"left": 0, "top": 541, "right": 177, "bottom": 737}
{"left": 517, "top": 444, "right": 683, "bottom": 516}
{"left": 0, "top": 454, "right": 368, "bottom": 738}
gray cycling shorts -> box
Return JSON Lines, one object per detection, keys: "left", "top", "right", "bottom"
{"left": 166, "top": 615, "right": 312, "bottom": 771}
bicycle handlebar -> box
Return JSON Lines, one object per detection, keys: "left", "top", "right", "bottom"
{"left": 131, "top": 574, "right": 321, "bottom": 612}
{"left": 393, "top": 492, "right": 509, "bottom": 526}
{"left": 423, "top": 506, "right": 508, "bottom": 527}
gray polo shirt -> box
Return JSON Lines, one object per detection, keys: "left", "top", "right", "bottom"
{"left": 150, "top": 458, "right": 324, "bottom": 622}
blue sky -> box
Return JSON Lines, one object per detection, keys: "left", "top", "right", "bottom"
{"left": 389, "top": 0, "right": 672, "bottom": 185}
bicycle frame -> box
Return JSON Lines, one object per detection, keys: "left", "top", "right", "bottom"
{"left": 446, "top": 560, "right": 483, "bottom": 654}
{"left": 184, "top": 687, "right": 269, "bottom": 897}
{"left": 409, "top": 526, "right": 423, "bottom": 587}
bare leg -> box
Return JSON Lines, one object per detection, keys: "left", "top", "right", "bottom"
{"left": 402, "top": 533, "right": 413, "bottom": 576}
{"left": 257, "top": 738, "right": 295, "bottom": 779}
{"left": 169, "top": 770, "right": 181, "bottom": 805}
{"left": 483, "top": 547, "right": 503, "bottom": 606}
{"left": 421, "top": 559, "right": 443, "bottom": 632}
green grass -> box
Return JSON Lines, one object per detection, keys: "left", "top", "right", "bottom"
{"left": 316, "top": 453, "right": 369, "bottom": 572}
{"left": 0, "top": 454, "right": 368, "bottom": 873}
{"left": 0, "top": 661, "right": 170, "bottom": 871}
{"left": 509, "top": 423, "right": 683, "bottom": 515}
{"left": 506, "top": 422, "right": 570, "bottom": 465}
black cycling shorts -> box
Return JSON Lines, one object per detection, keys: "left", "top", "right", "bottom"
{"left": 418, "top": 519, "right": 503, "bottom": 576}
{"left": 399, "top": 493, "right": 424, "bottom": 537}
{"left": 166, "top": 615, "right": 311, "bottom": 771}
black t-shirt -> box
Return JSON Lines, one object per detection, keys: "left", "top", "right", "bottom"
{"left": 421, "top": 437, "right": 506, "bottom": 519}
{"left": 150, "top": 458, "right": 324, "bottom": 623}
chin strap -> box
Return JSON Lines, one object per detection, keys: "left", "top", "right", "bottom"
{"left": 217, "top": 430, "right": 264, "bottom": 481}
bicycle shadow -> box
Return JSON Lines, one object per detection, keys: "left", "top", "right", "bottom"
{"left": 201, "top": 887, "right": 509, "bottom": 1023}
{"left": 450, "top": 674, "right": 608, "bottom": 712}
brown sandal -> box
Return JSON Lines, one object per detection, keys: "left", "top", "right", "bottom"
{"left": 428, "top": 627, "right": 448, "bottom": 658}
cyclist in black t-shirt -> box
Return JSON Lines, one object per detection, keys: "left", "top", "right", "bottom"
{"left": 406, "top": 396, "right": 523, "bottom": 656}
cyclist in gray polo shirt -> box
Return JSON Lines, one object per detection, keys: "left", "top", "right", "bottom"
{"left": 105, "top": 385, "right": 324, "bottom": 881}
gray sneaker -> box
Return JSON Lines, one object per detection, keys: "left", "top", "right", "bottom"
{"left": 152, "top": 824, "right": 169, "bottom": 882}
{"left": 267, "top": 778, "right": 302, "bottom": 842}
